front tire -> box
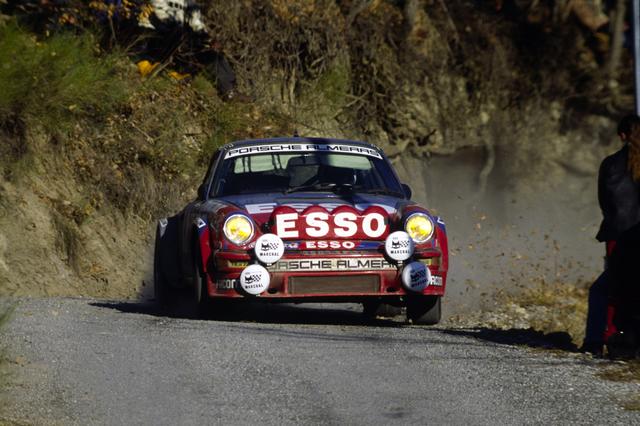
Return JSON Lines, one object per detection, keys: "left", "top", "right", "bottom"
{"left": 153, "top": 239, "right": 169, "bottom": 309}
{"left": 187, "top": 242, "right": 210, "bottom": 319}
{"left": 406, "top": 295, "right": 441, "bottom": 325}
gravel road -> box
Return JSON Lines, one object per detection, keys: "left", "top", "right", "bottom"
{"left": 1, "top": 297, "right": 639, "bottom": 425}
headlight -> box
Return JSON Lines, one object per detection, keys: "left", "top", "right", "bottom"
{"left": 223, "top": 214, "right": 254, "bottom": 245}
{"left": 405, "top": 213, "right": 434, "bottom": 243}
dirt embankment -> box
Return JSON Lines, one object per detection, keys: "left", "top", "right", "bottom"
{"left": 0, "top": 1, "right": 634, "bottom": 341}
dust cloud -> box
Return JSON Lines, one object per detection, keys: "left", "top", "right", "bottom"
{"left": 395, "top": 147, "right": 603, "bottom": 317}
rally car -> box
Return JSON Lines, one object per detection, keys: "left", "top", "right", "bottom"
{"left": 154, "top": 137, "right": 448, "bottom": 323}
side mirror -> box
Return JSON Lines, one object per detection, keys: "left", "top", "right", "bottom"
{"left": 401, "top": 183, "right": 412, "bottom": 199}
{"left": 197, "top": 184, "right": 208, "bottom": 200}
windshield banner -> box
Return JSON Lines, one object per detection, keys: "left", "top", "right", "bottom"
{"left": 224, "top": 143, "right": 382, "bottom": 159}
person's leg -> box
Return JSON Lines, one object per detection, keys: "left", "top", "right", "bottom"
{"left": 583, "top": 268, "right": 610, "bottom": 353}
{"left": 211, "top": 52, "right": 237, "bottom": 97}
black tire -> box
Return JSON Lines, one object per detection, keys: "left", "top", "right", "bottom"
{"left": 362, "top": 301, "right": 402, "bottom": 319}
{"left": 186, "top": 240, "right": 210, "bottom": 319}
{"left": 153, "top": 236, "right": 169, "bottom": 309}
{"left": 406, "top": 295, "right": 441, "bottom": 325}
{"left": 154, "top": 220, "right": 180, "bottom": 313}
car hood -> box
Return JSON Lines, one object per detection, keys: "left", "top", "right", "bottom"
{"left": 218, "top": 192, "right": 411, "bottom": 216}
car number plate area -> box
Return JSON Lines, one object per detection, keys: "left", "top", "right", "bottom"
{"left": 288, "top": 275, "right": 380, "bottom": 295}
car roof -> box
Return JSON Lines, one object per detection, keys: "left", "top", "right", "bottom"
{"left": 219, "top": 137, "right": 383, "bottom": 153}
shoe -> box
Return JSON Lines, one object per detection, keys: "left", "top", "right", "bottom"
{"left": 580, "top": 342, "right": 604, "bottom": 357}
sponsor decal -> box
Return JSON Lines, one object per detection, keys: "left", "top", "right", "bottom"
{"left": 358, "top": 241, "right": 381, "bottom": 250}
{"left": 245, "top": 203, "right": 397, "bottom": 215}
{"left": 270, "top": 240, "right": 379, "bottom": 251}
{"left": 245, "top": 274, "right": 260, "bottom": 284}
{"left": 224, "top": 143, "right": 382, "bottom": 159}
{"left": 385, "top": 231, "right": 414, "bottom": 262}
{"left": 239, "top": 264, "right": 270, "bottom": 295}
{"left": 254, "top": 234, "right": 285, "bottom": 265}
{"left": 302, "top": 240, "right": 356, "bottom": 250}
{"left": 430, "top": 275, "right": 443, "bottom": 287}
{"left": 216, "top": 279, "right": 237, "bottom": 290}
{"left": 410, "top": 269, "right": 426, "bottom": 282}
{"left": 227, "top": 260, "right": 249, "bottom": 268}
{"left": 270, "top": 257, "right": 395, "bottom": 272}
{"left": 261, "top": 241, "right": 277, "bottom": 251}
{"left": 401, "top": 261, "right": 430, "bottom": 292}
{"left": 392, "top": 237, "right": 408, "bottom": 249}
{"left": 271, "top": 205, "right": 389, "bottom": 240}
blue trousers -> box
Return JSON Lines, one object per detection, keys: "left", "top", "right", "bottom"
{"left": 584, "top": 268, "right": 609, "bottom": 345}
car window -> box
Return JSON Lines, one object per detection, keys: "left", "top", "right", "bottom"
{"left": 212, "top": 151, "right": 403, "bottom": 196}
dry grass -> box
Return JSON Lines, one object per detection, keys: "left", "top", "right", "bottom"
{"left": 0, "top": 21, "right": 130, "bottom": 131}
{"left": 448, "top": 280, "right": 589, "bottom": 347}
{"left": 623, "top": 395, "right": 640, "bottom": 411}
{"left": 598, "top": 361, "right": 640, "bottom": 411}
{"left": 599, "top": 361, "right": 640, "bottom": 383}
{"left": 511, "top": 281, "right": 589, "bottom": 345}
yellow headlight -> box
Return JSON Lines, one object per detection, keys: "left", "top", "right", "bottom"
{"left": 223, "top": 214, "right": 254, "bottom": 245}
{"left": 405, "top": 213, "right": 434, "bottom": 243}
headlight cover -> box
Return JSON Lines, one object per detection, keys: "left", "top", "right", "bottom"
{"left": 223, "top": 214, "right": 254, "bottom": 245}
{"left": 404, "top": 213, "right": 434, "bottom": 243}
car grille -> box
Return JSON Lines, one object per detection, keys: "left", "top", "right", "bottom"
{"left": 288, "top": 275, "right": 380, "bottom": 295}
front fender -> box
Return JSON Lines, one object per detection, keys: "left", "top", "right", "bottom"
{"left": 193, "top": 216, "right": 212, "bottom": 275}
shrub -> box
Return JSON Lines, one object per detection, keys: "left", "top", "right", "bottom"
{"left": 201, "top": 0, "right": 345, "bottom": 101}
{"left": 0, "top": 21, "right": 130, "bottom": 132}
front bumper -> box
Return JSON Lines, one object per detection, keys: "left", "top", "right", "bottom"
{"left": 205, "top": 250, "right": 446, "bottom": 300}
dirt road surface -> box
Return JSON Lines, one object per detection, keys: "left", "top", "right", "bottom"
{"left": 1, "top": 297, "right": 639, "bottom": 425}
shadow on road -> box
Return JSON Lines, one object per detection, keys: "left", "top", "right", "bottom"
{"left": 91, "top": 300, "right": 403, "bottom": 328}
{"left": 91, "top": 300, "right": 580, "bottom": 352}
{"left": 441, "top": 327, "right": 578, "bottom": 352}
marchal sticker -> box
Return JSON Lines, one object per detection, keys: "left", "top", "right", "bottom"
{"left": 239, "top": 264, "right": 270, "bottom": 295}
{"left": 254, "top": 233, "right": 284, "bottom": 265}
{"left": 401, "top": 261, "right": 431, "bottom": 292}
{"left": 385, "top": 231, "right": 414, "bottom": 262}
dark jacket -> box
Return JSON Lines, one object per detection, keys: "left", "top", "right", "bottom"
{"left": 596, "top": 145, "right": 640, "bottom": 242}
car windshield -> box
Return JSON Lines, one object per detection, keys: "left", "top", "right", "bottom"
{"left": 211, "top": 150, "right": 404, "bottom": 197}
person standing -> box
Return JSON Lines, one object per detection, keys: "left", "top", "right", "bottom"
{"left": 583, "top": 114, "right": 640, "bottom": 355}
{"left": 136, "top": 0, "right": 240, "bottom": 98}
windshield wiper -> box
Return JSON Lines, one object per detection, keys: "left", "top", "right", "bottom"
{"left": 358, "top": 188, "right": 405, "bottom": 197}
{"left": 285, "top": 183, "right": 356, "bottom": 195}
